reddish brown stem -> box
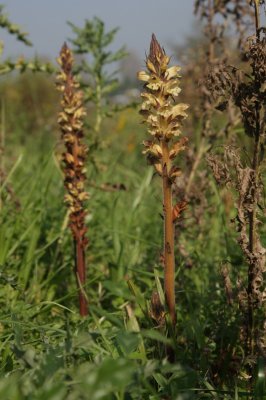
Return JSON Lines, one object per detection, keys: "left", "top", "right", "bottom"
{"left": 161, "top": 140, "right": 176, "bottom": 325}
{"left": 72, "top": 117, "right": 88, "bottom": 317}
{"left": 75, "top": 239, "right": 88, "bottom": 316}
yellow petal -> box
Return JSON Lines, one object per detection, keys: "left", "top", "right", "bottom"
{"left": 65, "top": 106, "right": 77, "bottom": 114}
{"left": 165, "top": 66, "right": 181, "bottom": 79}
{"left": 65, "top": 153, "right": 74, "bottom": 164}
{"left": 141, "top": 101, "right": 152, "bottom": 111}
{"left": 64, "top": 133, "right": 75, "bottom": 143}
{"left": 147, "top": 114, "right": 159, "bottom": 127}
{"left": 167, "top": 87, "right": 182, "bottom": 97}
{"left": 147, "top": 81, "right": 161, "bottom": 91}
{"left": 64, "top": 194, "right": 74, "bottom": 204}
{"left": 146, "top": 59, "right": 157, "bottom": 74}
{"left": 164, "top": 81, "right": 182, "bottom": 97}
{"left": 144, "top": 143, "right": 163, "bottom": 158}
{"left": 141, "top": 92, "right": 158, "bottom": 107}
{"left": 154, "top": 162, "right": 162, "bottom": 176}
{"left": 78, "top": 192, "right": 89, "bottom": 201}
{"left": 152, "top": 144, "right": 163, "bottom": 157}
{"left": 171, "top": 103, "right": 189, "bottom": 118}
{"left": 137, "top": 71, "right": 150, "bottom": 82}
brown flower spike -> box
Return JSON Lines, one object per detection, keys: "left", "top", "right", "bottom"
{"left": 57, "top": 43, "right": 89, "bottom": 316}
{"left": 138, "top": 34, "right": 189, "bottom": 325}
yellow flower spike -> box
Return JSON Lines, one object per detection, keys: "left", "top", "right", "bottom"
{"left": 138, "top": 34, "right": 189, "bottom": 335}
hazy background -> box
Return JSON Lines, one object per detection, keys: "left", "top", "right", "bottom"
{"left": 1, "top": 0, "right": 195, "bottom": 63}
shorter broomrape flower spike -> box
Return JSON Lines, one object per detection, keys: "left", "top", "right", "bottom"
{"left": 138, "top": 34, "right": 189, "bottom": 328}
{"left": 56, "top": 43, "right": 89, "bottom": 317}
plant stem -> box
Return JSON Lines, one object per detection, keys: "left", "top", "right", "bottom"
{"left": 247, "top": 133, "right": 260, "bottom": 357}
{"left": 208, "top": 0, "right": 215, "bottom": 63}
{"left": 184, "top": 141, "right": 208, "bottom": 198}
{"left": 74, "top": 239, "right": 88, "bottom": 316}
{"left": 94, "top": 75, "right": 102, "bottom": 151}
{"left": 247, "top": 0, "right": 262, "bottom": 357}
{"left": 72, "top": 115, "right": 88, "bottom": 317}
{"left": 0, "top": 99, "right": 5, "bottom": 211}
{"left": 254, "top": 0, "right": 260, "bottom": 42}
{"left": 161, "top": 139, "right": 176, "bottom": 325}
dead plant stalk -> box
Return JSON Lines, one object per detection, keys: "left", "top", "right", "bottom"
{"left": 206, "top": 0, "right": 266, "bottom": 370}
{"left": 247, "top": 0, "right": 263, "bottom": 356}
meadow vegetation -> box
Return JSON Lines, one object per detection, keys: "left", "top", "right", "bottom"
{"left": 0, "top": 1, "right": 265, "bottom": 399}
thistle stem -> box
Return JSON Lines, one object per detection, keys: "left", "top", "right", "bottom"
{"left": 161, "top": 140, "right": 176, "bottom": 325}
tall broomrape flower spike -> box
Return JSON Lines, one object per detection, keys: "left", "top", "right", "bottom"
{"left": 138, "top": 34, "right": 189, "bottom": 325}
{"left": 56, "top": 43, "right": 89, "bottom": 317}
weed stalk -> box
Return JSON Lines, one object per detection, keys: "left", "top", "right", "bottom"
{"left": 206, "top": 0, "right": 265, "bottom": 381}
{"left": 247, "top": 0, "right": 264, "bottom": 359}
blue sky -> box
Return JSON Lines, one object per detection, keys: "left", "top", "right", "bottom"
{"left": 1, "top": 0, "right": 196, "bottom": 61}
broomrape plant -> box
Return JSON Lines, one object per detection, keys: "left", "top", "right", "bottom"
{"left": 56, "top": 43, "right": 89, "bottom": 317}
{"left": 138, "top": 34, "right": 189, "bottom": 325}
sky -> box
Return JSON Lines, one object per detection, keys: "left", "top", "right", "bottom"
{"left": 1, "top": 0, "right": 196, "bottom": 63}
